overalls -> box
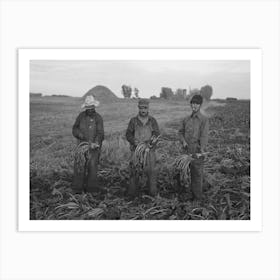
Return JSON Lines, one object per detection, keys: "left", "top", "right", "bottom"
{"left": 129, "top": 119, "right": 157, "bottom": 196}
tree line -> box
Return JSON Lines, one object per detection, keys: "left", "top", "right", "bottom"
{"left": 121, "top": 84, "right": 213, "bottom": 101}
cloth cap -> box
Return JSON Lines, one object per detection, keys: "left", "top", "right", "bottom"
{"left": 190, "top": 94, "right": 203, "bottom": 105}
{"left": 138, "top": 98, "right": 149, "bottom": 106}
{"left": 81, "top": 95, "right": 100, "bottom": 109}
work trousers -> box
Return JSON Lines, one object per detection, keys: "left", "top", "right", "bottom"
{"left": 176, "top": 142, "right": 205, "bottom": 200}
{"left": 73, "top": 149, "right": 100, "bottom": 193}
{"left": 189, "top": 157, "right": 204, "bottom": 200}
{"left": 128, "top": 150, "right": 157, "bottom": 197}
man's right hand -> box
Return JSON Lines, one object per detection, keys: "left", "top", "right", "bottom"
{"left": 182, "top": 141, "right": 188, "bottom": 149}
{"left": 134, "top": 140, "right": 140, "bottom": 147}
{"left": 78, "top": 133, "right": 85, "bottom": 141}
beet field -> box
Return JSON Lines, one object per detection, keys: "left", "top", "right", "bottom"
{"left": 30, "top": 97, "right": 250, "bottom": 220}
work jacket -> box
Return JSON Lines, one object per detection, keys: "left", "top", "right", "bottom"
{"left": 126, "top": 115, "right": 160, "bottom": 150}
{"left": 72, "top": 111, "right": 104, "bottom": 146}
{"left": 178, "top": 111, "right": 209, "bottom": 154}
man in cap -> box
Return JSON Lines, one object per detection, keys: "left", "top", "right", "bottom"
{"left": 178, "top": 94, "right": 209, "bottom": 202}
{"left": 126, "top": 98, "right": 160, "bottom": 197}
{"left": 72, "top": 95, "right": 104, "bottom": 193}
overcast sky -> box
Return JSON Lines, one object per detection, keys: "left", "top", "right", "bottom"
{"left": 30, "top": 60, "right": 250, "bottom": 99}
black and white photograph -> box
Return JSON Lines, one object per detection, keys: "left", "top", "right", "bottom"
{"left": 2, "top": 1, "right": 280, "bottom": 279}
{"left": 18, "top": 49, "right": 261, "bottom": 230}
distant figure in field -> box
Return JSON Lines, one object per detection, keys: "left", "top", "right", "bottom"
{"left": 178, "top": 94, "right": 209, "bottom": 202}
{"left": 126, "top": 99, "right": 160, "bottom": 198}
{"left": 72, "top": 95, "right": 104, "bottom": 193}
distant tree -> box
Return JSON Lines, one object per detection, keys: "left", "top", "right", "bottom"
{"left": 121, "top": 85, "right": 132, "bottom": 98}
{"left": 174, "top": 88, "right": 187, "bottom": 100}
{"left": 30, "top": 93, "right": 42, "bottom": 97}
{"left": 200, "top": 85, "right": 213, "bottom": 101}
{"left": 190, "top": 88, "right": 200, "bottom": 95}
{"left": 134, "top": 87, "right": 139, "bottom": 98}
{"left": 160, "top": 87, "right": 174, "bottom": 99}
{"left": 51, "top": 94, "right": 70, "bottom": 97}
{"left": 150, "top": 95, "right": 158, "bottom": 100}
{"left": 226, "top": 97, "right": 238, "bottom": 101}
{"left": 187, "top": 88, "right": 200, "bottom": 101}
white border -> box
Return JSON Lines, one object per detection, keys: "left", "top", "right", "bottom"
{"left": 19, "top": 48, "right": 262, "bottom": 231}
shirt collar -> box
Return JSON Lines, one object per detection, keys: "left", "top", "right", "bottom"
{"left": 137, "top": 114, "right": 150, "bottom": 124}
{"left": 85, "top": 110, "right": 96, "bottom": 117}
{"left": 191, "top": 111, "right": 202, "bottom": 119}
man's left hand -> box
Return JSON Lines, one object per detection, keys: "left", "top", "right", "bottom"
{"left": 198, "top": 149, "right": 208, "bottom": 159}
{"left": 90, "top": 143, "right": 100, "bottom": 149}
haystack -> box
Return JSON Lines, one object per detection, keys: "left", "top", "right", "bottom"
{"left": 83, "top": 85, "right": 119, "bottom": 103}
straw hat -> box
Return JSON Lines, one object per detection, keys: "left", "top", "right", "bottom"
{"left": 81, "top": 95, "right": 100, "bottom": 109}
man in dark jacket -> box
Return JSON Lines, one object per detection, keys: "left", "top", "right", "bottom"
{"left": 178, "top": 94, "right": 209, "bottom": 201}
{"left": 126, "top": 99, "right": 160, "bottom": 197}
{"left": 72, "top": 95, "right": 104, "bottom": 193}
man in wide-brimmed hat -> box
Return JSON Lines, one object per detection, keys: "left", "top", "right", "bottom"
{"left": 72, "top": 95, "right": 104, "bottom": 193}
{"left": 126, "top": 98, "right": 160, "bottom": 197}
{"left": 178, "top": 94, "right": 209, "bottom": 202}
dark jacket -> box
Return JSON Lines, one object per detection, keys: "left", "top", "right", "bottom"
{"left": 126, "top": 115, "right": 160, "bottom": 148}
{"left": 72, "top": 111, "right": 104, "bottom": 146}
